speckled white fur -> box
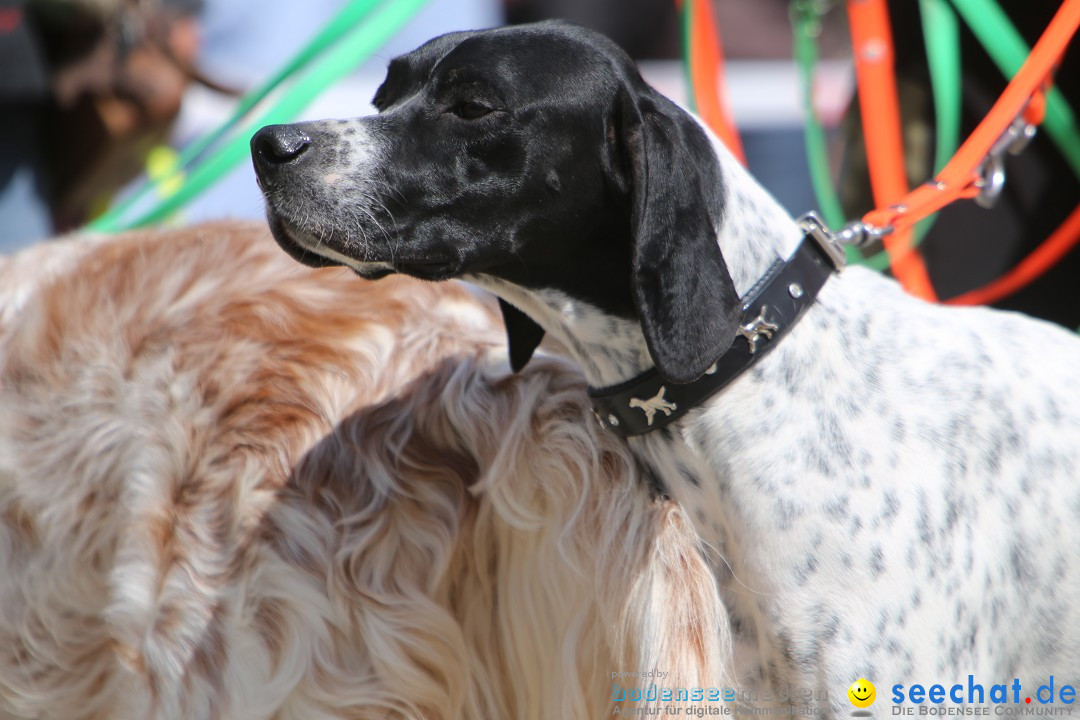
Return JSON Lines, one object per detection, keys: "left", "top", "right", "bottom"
{"left": 475, "top": 126, "right": 1080, "bottom": 714}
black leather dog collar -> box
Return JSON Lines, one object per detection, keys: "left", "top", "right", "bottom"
{"left": 588, "top": 216, "right": 844, "bottom": 437}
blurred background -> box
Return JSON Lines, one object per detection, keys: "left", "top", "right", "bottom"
{"left": 1, "top": 0, "right": 1077, "bottom": 324}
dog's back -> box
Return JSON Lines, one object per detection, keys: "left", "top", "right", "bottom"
{"left": 0, "top": 222, "right": 726, "bottom": 719}
{"left": 695, "top": 259, "right": 1080, "bottom": 689}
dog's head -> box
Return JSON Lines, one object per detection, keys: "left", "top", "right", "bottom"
{"left": 252, "top": 21, "right": 739, "bottom": 384}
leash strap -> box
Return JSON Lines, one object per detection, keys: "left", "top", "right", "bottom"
{"left": 951, "top": 0, "right": 1080, "bottom": 181}
{"left": 589, "top": 217, "right": 841, "bottom": 437}
{"left": 860, "top": 0, "right": 1080, "bottom": 241}
{"left": 678, "top": 0, "right": 746, "bottom": 165}
{"left": 921, "top": 0, "right": 963, "bottom": 186}
{"left": 792, "top": 0, "right": 963, "bottom": 271}
{"left": 791, "top": 1, "right": 848, "bottom": 237}
{"left": 946, "top": 203, "right": 1080, "bottom": 306}
{"left": 847, "top": 0, "right": 939, "bottom": 301}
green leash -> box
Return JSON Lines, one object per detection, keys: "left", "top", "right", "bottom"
{"left": 921, "top": 0, "right": 963, "bottom": 181}
{"left": 89, "top": 0, "right": 431, "bottom": 232}
{"left": 791, "top": 1, "right": 856, "bottom": 261}
{"left": 913, "top": 0, "right": 962, "bottom": 244}
{"left": 679, "top": 1, "right": 696, "bottom": 114}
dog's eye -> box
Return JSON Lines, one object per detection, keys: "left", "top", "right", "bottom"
{"left": 450, "top": 101, "right": 493, "bottom": 120}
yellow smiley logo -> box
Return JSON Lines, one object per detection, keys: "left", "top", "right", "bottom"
{"left": 848, "top": 678, "right": 876, "bottom": 708}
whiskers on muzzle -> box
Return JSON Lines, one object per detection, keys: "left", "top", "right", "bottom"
{"left": 253, "top": 119, "right": 399, "bottom": 270}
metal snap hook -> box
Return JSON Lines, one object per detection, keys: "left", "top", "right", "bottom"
{"left": 974, "top": 154, "right": 1006, "bottom": 209}
{"left": 1007, "top": 122, "right": 1038, "bottom": 155}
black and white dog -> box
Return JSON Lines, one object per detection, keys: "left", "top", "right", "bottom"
{"left": 252, "top": 21, "right": 1080, "bottom": 713}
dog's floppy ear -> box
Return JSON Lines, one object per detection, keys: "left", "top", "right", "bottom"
{"left": 618, "top": 87, "right": 741, "bottom": 384}
{"left": 498, "top": 298, "right": 546, "bottom": 373}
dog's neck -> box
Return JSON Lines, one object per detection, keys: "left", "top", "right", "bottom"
{"left": 470, "top": 133, "right": 803, "bottom": 389}
{"left": 708, "top": 136, "right": 805, "bottom": 297}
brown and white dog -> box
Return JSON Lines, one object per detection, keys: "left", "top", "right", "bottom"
{"left": 0, "top": 221, "right": 725, "bottom": 719}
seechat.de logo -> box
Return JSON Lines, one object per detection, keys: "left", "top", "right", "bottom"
{"left": 850, "top": 678, "right": 877, "bottom": 710}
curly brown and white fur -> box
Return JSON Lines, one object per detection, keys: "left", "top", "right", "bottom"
{"left": 0, "top": 221, "right": 727, "bottom": 720}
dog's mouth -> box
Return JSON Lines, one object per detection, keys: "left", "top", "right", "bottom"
{"left": 266, "top": 214, "right": 343, "bottom": 269}
{"left": 265, "top": 212, "right": 460, "bottom": 281}
{"left": 393, "top": 259, "right": 460, "bottom": 281}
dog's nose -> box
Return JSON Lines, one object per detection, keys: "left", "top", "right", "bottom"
{"left": 251, "top": 125, "right": 312, "bottom": 171}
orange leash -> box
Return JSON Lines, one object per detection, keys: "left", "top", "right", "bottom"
{"left": 945, "top": 203, "right": 1080, "bottom": 306}
{"left": 684, "top": 0, "right": 747, "bottom": 164}
{"left": 861, "top": 0, "right": 1080, "bottom": 258}
{"left": 847, "top": 0, "right": 938, "bottom": 300}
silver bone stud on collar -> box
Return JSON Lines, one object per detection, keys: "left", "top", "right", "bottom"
{"left": 629, "top": 386, "right": 677, "bottom": 426}
{"left": 738, "top": 306, "right": 779, "bottom": 354}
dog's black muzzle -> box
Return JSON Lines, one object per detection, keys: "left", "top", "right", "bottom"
{"left": 251, "top": 124, "right": 313, "bottom": 186}
{"left": 251, "top": 123, "right": 348, "bottom": 269}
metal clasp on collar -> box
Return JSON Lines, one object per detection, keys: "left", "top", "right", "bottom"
{"left": 798, "top": 212, "right": 895, "bottom": 271}
{"left": 801, "top": 210, "right": 900, "bottom": 271}
{"left": 797, "top": 212, "right": 848, "bottom": 270}
{"left": 974, "top": 115, "right": 1037, "bottom": 209}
